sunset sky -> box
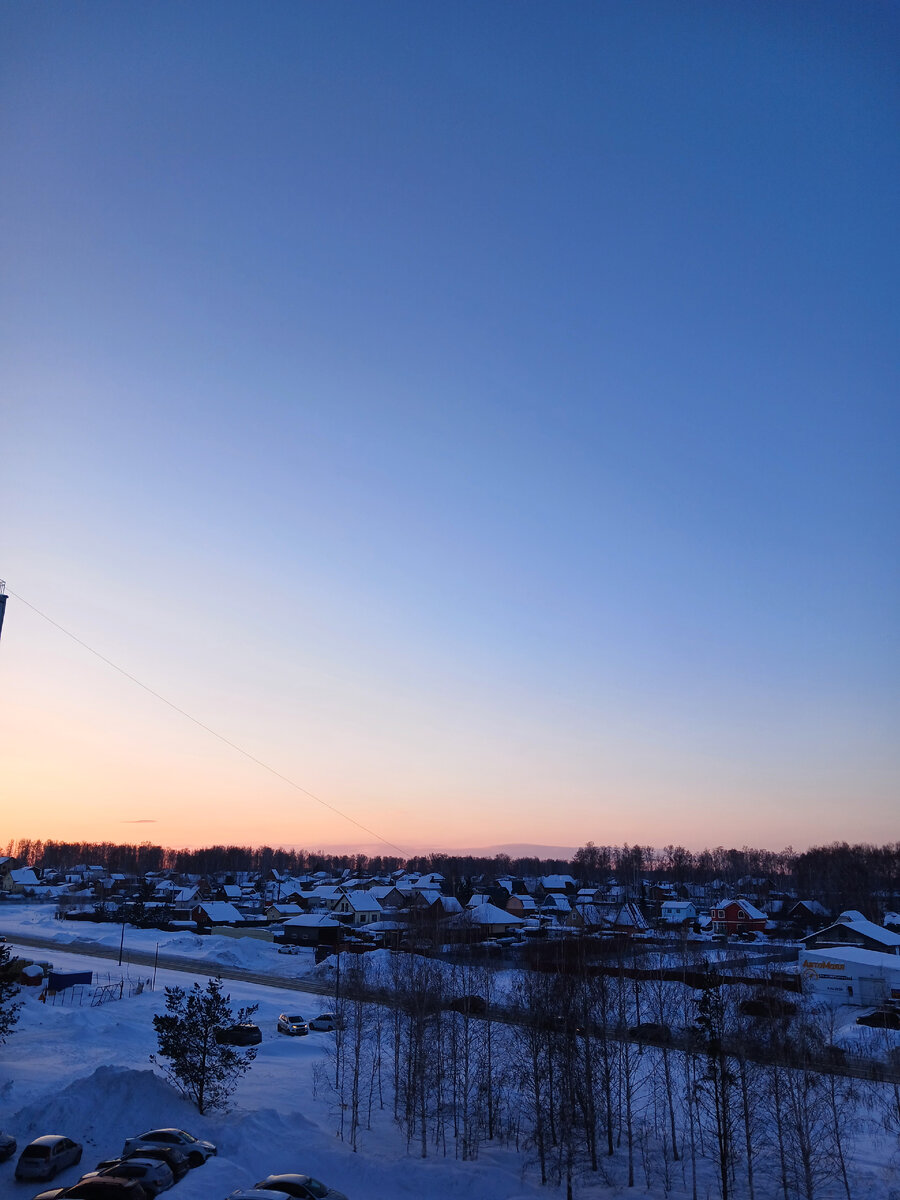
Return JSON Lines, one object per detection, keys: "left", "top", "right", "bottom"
{"left": 2, "top": 1, "right": 898, "bottom": 855}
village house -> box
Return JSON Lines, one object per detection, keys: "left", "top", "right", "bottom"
{"left": 266, "top": 902, "right": 305, "bottom": 922}
{"left": 191, "top": 901, "right": 245, "bottom": 930}
{"left": 660, "top": 899, "right": 697, "bottom": 926}
{"left": 802, "top": 910, "right": 900, "bottom": 955}
{"left": 452, "top": 902, "right": 525, "bottom": 941}
{"left": 506, "top": 894, "right": 537, "bottom": 918}
{"left": 1, "top": 866, "right": 41, "bottom": 894}
{"left": 332, "top": 891, "right": 383, "bottom": 927}
{"left": 710, "top": 898, "right": 767, "bottom": 935}
{"left": 280, "top": 913, "right": 343, "bottom": 947}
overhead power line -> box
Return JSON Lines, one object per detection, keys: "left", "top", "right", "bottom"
{"left": 6, "top": 587, "right": 408, "bottom": 858}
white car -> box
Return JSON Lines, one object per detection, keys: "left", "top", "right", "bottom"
{"left": 277, "top": 1012, "right": 309, "bottom": 1036}
{"left": 122, "top": 1129, "right": 215, "bottom": 1167}
{"left": 308, "top": 1013, "right": 341, "bottom": 1032}
{"left": 14, "top": 1135, "right": 82, "bottom": 1181}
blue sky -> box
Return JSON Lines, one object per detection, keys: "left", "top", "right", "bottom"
{"left": 2, "top": 1, "right": 898, "bottom": 851}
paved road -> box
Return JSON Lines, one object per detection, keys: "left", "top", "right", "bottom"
{"left": 2, "top": 931, "right": 336, "bottom": 998}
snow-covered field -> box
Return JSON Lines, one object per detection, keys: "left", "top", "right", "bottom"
{"left": 0, "top": 943, "right": 563, "bottom": 1200}
{"left": 0, "top": 902, "right": 320, "bottom": 980}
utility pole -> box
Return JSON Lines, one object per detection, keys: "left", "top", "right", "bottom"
{"left": 118, "top": 918, "right": 125, "bottom": 967}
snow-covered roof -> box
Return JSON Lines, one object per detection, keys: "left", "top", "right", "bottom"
{"left": 801, "top": 946, "right": 900, "bottom": 971}
{"left": 283, "top": 913, "right": 341, "bottom": 928}
{"left": 719, "top": 898, "right": 766, "bottom": 921}
{"left": 462, "top": 902, "right": 524, "bottom": 926}
{"left": 338, "top": 892, "right": 382, "bottom": 913}
{"left": 541, "top": 875, "right": 576, "bottom": 890}
{"left": 8, "top": 868, "right": 39, "bottom": 887}
{"left": 824, "top": 912, "right": 900, "bottom": 948}
{"left": 195, "top": 901, "right": 244, "bottom": 923}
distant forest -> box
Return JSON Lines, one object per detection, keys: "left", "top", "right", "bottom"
{"left": 4, "top": 837, "right": 899, "bottom": 915}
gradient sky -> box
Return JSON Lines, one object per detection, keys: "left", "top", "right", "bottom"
{"left": 1, "top": 1, "right": 898, "bottom": 854}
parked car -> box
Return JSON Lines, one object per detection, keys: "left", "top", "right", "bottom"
{"left": 15, "top": 1135, "right": 83, "bottom": 1182}
{"left": 446, "top": 995, "right": 486, "bottom": 1015}
{"left": 277, "top": 1013, "right": 309, "bottom": 1036}
{"left": 253, "top": 1175, "right": 348, "bottom": 1199}
{"left": 0, "top": 1129, "right": 17, "bottom": 1161}
{"left": 308, "top": 1013, "right": 342, "bottom": 1032}
{"left": 216, "top": 1023, "right": 263, "bottom": 1046}
{"left": 277, "top": 945, "right": 302, "bottom": 955}
{"left": 628, "top": 1022, "right": 672, "bottom": 1044}
{"left": 86, "top": 1159, "right": 174, "bottom": 1196}
{"left": 121, "top": 1130, "right": 215, "bottom": 1168}
{"left": 227, "top": 1191, "right": 294, "bottom": 1200}
{"left": 32, "top": 1179, "right": 151, "bottom": 1199}
{"left": 857, "top": 1008, "right": 900, "bottom": 1029}
{"left": 109, "top": 1147, "right": 189, "bottom": 1182}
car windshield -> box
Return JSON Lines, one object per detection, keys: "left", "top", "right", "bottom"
{"left": 306, "top": 1180, "right": 329, "bottom": 1198}
{"left": 23, "top": 1145, "right": 51, "bottom": 1158}
{"left": 288, "top": 1016, "right": 305, "bottom": 1022}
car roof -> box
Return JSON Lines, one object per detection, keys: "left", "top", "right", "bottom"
{"left": 260, "top": 1175, "right": 316, "bottom": 1185}
{"left": 27, "top": 1134, "right": 71, "bottom": 1146}
{"left": 232, "top": 1191, "right": 293, "bottom": 1200}
{"left": 139, "top": 1128, "right": 187, "bottom": 1137}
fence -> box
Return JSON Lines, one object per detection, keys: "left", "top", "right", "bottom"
{"left": 45, "top": 971, "right": 152, "bottom": 1007}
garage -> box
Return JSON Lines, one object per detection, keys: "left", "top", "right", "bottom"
{"left": 799, "top": 946, "right": 900, "bottom": 1006}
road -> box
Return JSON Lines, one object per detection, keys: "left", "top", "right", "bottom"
{"left": 3, "top": 931, "right": 336, "bottom": 998}
{"left": 5, "top": 930, "right": 898, "bottom": 1086}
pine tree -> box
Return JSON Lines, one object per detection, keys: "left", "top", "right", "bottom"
{"left": 151, "top": 977, "right": 257, "bottom": 1113}
{"left": 0, "top": 942, "right": 22, "bottom": 1043}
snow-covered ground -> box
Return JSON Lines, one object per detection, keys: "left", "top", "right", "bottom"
{"left": 0, "top": 944, "right": 563, "bottom": 1200}
{"left": 2, "top": 907, "right": 899, "bottom": 1199}
{"left": 0, "top": 902, "right": 320, "bottom": 980}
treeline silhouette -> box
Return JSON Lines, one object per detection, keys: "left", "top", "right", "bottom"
{"left": 4, "top": 837, "right": 899, "bottom": 912}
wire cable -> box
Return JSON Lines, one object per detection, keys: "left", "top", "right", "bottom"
{"left": 6, "top": 587, "right": 408, "bottom": 858}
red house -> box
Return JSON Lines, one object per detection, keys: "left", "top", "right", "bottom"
{"left": 711, "top": 898, "right": 767, "bottom": 935}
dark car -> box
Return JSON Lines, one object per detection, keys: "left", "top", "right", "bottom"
{"left": 94, "top": 1147, "right": 190, "bottom": 1183}
{"left": 215, "top": 1023, "right": 263, "bottom": 1046}
{"left": 740, "top": 996, "right": 797, "bottom": 1019}
{"left": 254, "top": 1173, "right": 348, "bottom": 1199}
{"left": 447, "top": 994, "right": 487, "bottom": 1015}
{"left": 628, "top": 1022, "right": 672, "bottom": 1044}
{"left": 857, "top": 1008, "right": 900, "bottom": 1029}
{"left": 32, "top": 1179, "right": 150, "bottom": 1200}
{"left": 0, "top": 1130, "right": 16, "bottom": 1161}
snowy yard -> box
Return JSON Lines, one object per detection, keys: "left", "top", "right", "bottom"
{"left": 2, "top": 910, "right": 900, "bottom": 1200}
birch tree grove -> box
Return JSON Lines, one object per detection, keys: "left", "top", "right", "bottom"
{"left": 318, "top": 947, "right": 897, "bottom": 1199}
